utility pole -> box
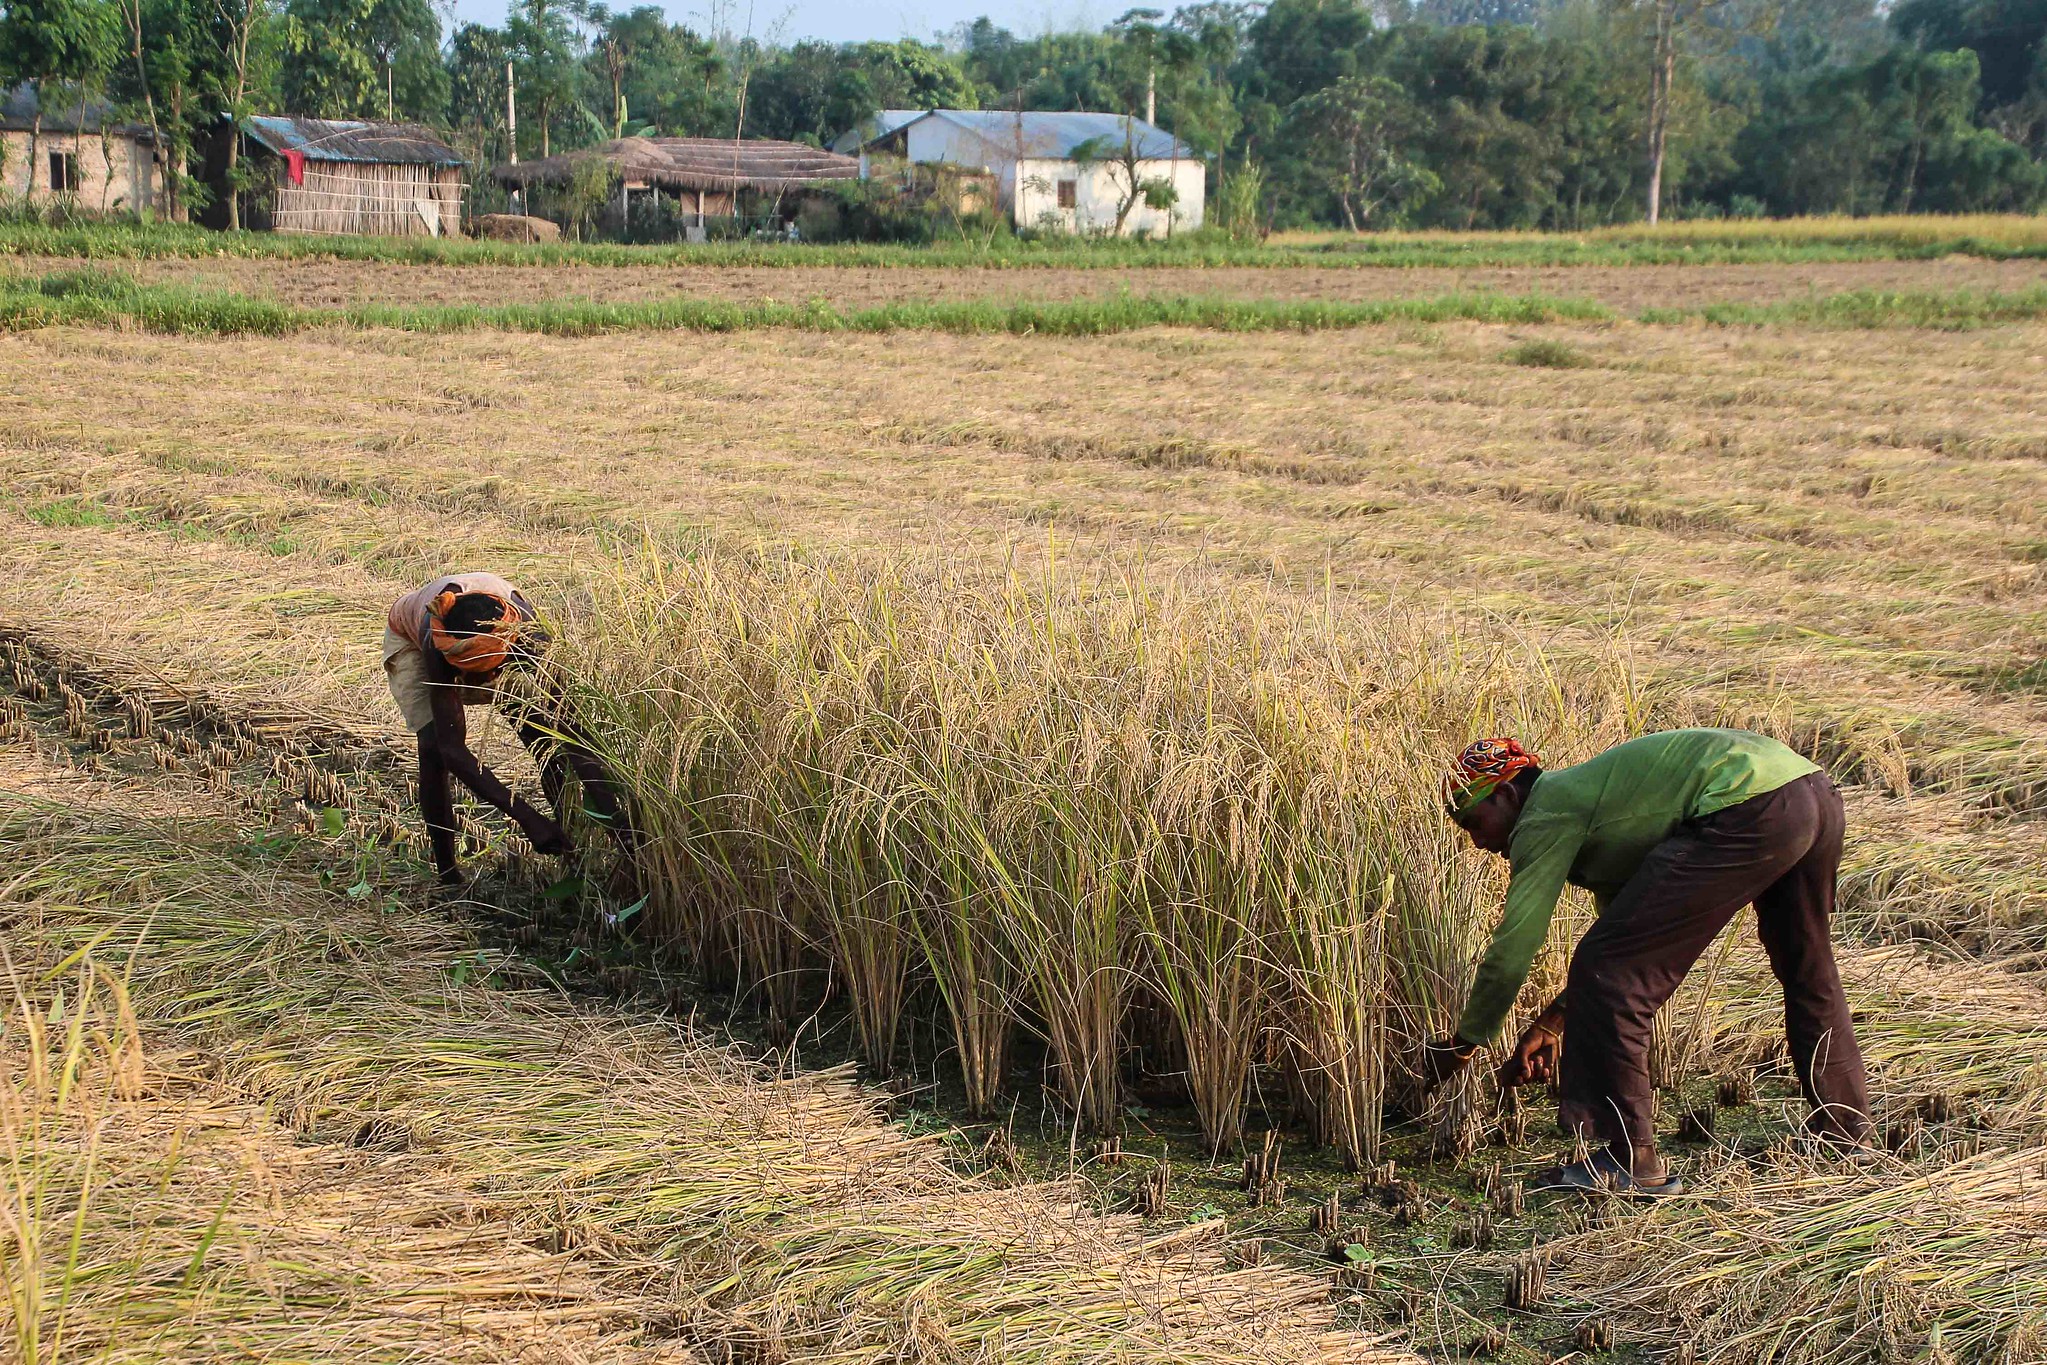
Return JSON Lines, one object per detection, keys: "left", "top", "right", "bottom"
{"left": 1145, "top": 63, "right": 1155, "bottom": 126}
{"left": 506, "top": 59, "right": 520, "bottom": 216}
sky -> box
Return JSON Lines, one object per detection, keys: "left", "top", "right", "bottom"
{"left": 444, "top": 0, "right": 1114, "bottom": 45}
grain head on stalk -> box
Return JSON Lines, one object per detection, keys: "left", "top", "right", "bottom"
{"left": 556, "top": 547, "right": 1657, "bottom": 1159}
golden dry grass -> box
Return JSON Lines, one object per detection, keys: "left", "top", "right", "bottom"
{"left": 0, "top": 748, "right": 1407, "bottom": 1364}
{"left": 1, "top": 316, "right": 2040, "bottom": 945}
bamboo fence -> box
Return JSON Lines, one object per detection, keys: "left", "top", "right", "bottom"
{"left": 269, "top": 159, "right": 464, "bottom": 237}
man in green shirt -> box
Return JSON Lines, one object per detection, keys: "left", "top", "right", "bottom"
{"left": 1422, "top": 729, "right": 1872, "bottom": 1195}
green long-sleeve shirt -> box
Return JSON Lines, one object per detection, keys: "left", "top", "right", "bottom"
{"left": 1455, "top": 728, "right": 1820, "bottom": 1045}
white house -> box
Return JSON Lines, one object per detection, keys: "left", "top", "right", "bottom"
{"left": 844, "top": 110, "right": 1204, "bottom": 237}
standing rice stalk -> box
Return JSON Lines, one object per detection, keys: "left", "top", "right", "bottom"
{"left": 566, "top": 551, "right": 1671, "bottom": 1145}
{"left": 1, "top": 956, "right": 144, "bottom": 1365}
{"left": 1133, "top": 759, "right": 1279, "bottom": 1155}
{"left": 904, "top": 765, "right": 1021, "bottom": 1117}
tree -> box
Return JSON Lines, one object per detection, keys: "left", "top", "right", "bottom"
{"left": 206, "top": 0, "right": 272, "bottom": 229}
{"left": 108, "top": 0, "right": 253, "bottom": 220}
{"left": 578, "top": 1, "right": 630, "bottom": 136}
{"left": 113, "top": 0, "right": 172, "bottom": 212}
{"left": 1406, "top": 0, "right": 1563, "bottom": 21}
{"left": 1729, "top": 41, "right": 2042, "bottom": 212}
{"left": 446, "top": 21, "right": 511, "bottom": 161}
{"left": 1891, "top": 0, "right": 2047, "bottom": 153}
{"left": 282, "top": 0, "right": 444, "bottom": 121}
{"left": 614, "top": 13, "right": 726, "bottom": 135}
{"left": 1287, "top": 71, "right": 1436, "bottom": 227}
{"left": 1071, "top": 116, "right": 1175, "bottom": 234}
{"left": 1156, "top": 4, "right": 1247, "bottom": 157}
{"left": 1605, "top": 0, "right": 1775, "bottom": 223}
{"left": 507, "top": 0, "right": 578, "bottom": 157}
{"left": 1235, "top": 0, "right": 1380, "bottom": 216}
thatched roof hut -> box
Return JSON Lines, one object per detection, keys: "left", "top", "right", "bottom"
{"left": 239, "top": 116, "right": 465, "bottom": 236}
{"left": 492, "top": 138, "right": 861, "bottom": 196}
{"left": 492, "top": 138, "right": 860, "bottom": 233}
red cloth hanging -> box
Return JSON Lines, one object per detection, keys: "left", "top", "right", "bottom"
{"left": 282, "top": 148, "right": 306, "bottom": 186}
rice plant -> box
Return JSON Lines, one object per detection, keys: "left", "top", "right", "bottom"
{"left": 566, "top": 550, "right": 1660, "bottom": 1156}
{"left": 0, "top": 958, "right": 142, "bottom": 1365}
{"left": 11, "top": 212, "right": 2047, "bottom": 271}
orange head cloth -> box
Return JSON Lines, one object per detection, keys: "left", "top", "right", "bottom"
{"left": 426, "top": 589, "right": 520, "bottom": 676}
{"left": 1443, "top": 737, "right": 1542, "bottom": 816}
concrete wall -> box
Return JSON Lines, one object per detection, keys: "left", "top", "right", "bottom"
{"left": 1012, "top": 156, "right": 1205, "bottom": 237}
{"left": 899, "top": 115, "right": 1205, "bottom": 237}
{"left": 1, "top": 127, "right": 156, "bottom": 215}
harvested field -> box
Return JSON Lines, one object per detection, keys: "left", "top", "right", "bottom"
{"left": 1, "top": 742, "right": 1405, "bottom": 1364}
{"left": 3, "top": 320, "right": 2040, "bottom": 807}
{"left": 10, "top": 254, "right": 2047, "bottom": 311}
{"left": 4, "top": 242, "right": 2045, "bottom": 1365}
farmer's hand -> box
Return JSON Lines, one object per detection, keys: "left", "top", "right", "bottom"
{"left": 1498, "top": 1018, "right": 1563, "bottom": 1089}
{"left": 527, "top": 821, "right": 573, "bottom": 857}
{"left": 512, "top": 801, "right": 572, "bottom": 856}
{"left": 1421, "top": 1037, "right": 1480, "bottom": 1092}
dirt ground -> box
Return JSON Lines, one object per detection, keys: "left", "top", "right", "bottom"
{"left": 20, "top": 253, "right": 2047, "bottom": 309}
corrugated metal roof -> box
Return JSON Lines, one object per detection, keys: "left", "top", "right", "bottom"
{"left": 244, "top": 116, "right": 463, "bottom": 166}
{"left": 830, "top": 109, "right": 930, "bottom": 154}
{"left": 1, "top": 82, "right": 152, "bottom": 137}
{"left": 871, "top": 110, "right": 929, "bottom": 138}
{"left": 892, "top": 110, "right": 1195, "bottom": 161}
{"left": 492, "top": 138, "right": 859, "bottom": 193}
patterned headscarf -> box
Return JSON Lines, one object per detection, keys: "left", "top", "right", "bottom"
{"left": 1443, "top": 737, "right": 1542, "bottom": 816}
{"left": 427, "top": 589, "right": 523, "bottom": 677}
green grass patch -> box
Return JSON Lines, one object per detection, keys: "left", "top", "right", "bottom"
{"left": 22, "top": 495, "right": 123, "bottom": 528}
{"left": 10, "top": 269, "right": 2047, "bottom": 339}
{"left": 1, "top": 269, "right": 1618, "bottom": 337}
{"left": 1645, "top": 286, "right": 2047, "bottom": 330}
{"left": 9, "top": 214, "right": 2047, "bottom": 270}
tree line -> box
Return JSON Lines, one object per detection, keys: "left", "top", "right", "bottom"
{"left": 4, "top": 0, "right": 2044, "bottom": 229}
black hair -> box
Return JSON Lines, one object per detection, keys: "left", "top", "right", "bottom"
{"left": 443, "top": 592, "right": 511, "bottom": 638}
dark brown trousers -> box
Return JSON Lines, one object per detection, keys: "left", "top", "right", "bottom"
{"left": 1558, "top": 771, "right": 1872, "bottom": 1153}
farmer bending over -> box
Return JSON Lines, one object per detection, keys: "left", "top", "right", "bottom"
{"left": 383, "top": 572, "right": 634, "bottom": 884}
{"left": 1422, "top": 729, "right": 1872, "bottom": 1195}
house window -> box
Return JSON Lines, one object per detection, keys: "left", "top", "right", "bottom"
{"left": 1056, "top": 179, "right": 1077, "bottom": 209}
{"left": 49, "top": 152, "right": 79, "bottom": 193}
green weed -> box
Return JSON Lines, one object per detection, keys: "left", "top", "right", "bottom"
{"left": 1502, "top": 338, "right": 1591, "bottom": 367}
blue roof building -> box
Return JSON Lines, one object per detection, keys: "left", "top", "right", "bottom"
{"left": 842, "top": 109, "right": 1204, "bottom": 236}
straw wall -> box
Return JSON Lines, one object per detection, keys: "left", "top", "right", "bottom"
{"left": 270, "top": 159, "right": 463, "bottom": 237}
